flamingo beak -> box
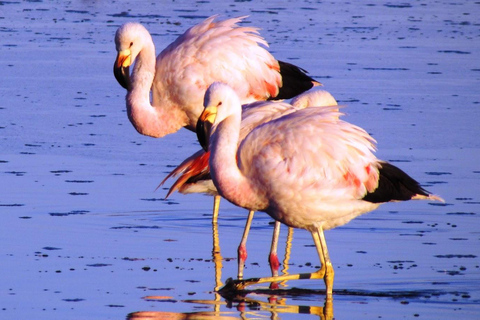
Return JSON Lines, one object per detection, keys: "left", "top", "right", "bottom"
{"left": 114, "top": 49, "right": 132, "bottom": 90}
{"left": 196, "top": 106, "right": 217, "bottom": 152}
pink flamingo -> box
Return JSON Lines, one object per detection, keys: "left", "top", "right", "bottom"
{"left": 160, "top": 87, "right": 338, "bottom": 281}
{"left": 196, "top": 82, "right": 444, "bottom": 297}
{"left": 113, "top": 16, "right": 319, "bottom": 138}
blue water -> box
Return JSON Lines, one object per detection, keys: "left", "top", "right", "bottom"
{"left": 1, "top": 0, "right": 479, "bottom": 319}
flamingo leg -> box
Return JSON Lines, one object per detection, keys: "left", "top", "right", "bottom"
{"left": 315, "top": 226, "right": 334, "bottom": 297}
{"left": 220, "top": 226, "right": 334, "bottom": 297}
{"left": 212, "top": 195, "right": 221, "bottom": 223}
{"left": 268, "top": 221, "right": 281, "bottom": 289}
{"left": 237, "top": 210, "right": 255, "bottom": 279}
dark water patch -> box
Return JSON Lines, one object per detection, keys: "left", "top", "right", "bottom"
{"left": 68, "top": 192, "right": 88, "bottom": 196}
{"left": 107, "top": 304, "right": 125, "bottom": 308}
{"left": 50, "top": 170, "right": 72, "bottom": 174}
{"left": 425, "top": 171, "right": 451, "bottom": 176}
{"left": 49, "top": 210, "right": 89, "bottom": 216}
{"left": 250, "top": 10, "right": 279, "bottom": 15}
{"left": 343, "top": 27, "right": 378, "bottom": 32}
{"left": 384, "top": 3, "right": 412, "bottom": 8}
{"left": 65, "top": 9, "right": 89, "bottom": 14}
{"left": 402, "top": 220, "right": 424, "bottom": 224}
{"left": 338, "top": 98, "right": 360, "bottom": 103}
{"left": 0, "top": 160, "right": 8, "bottom": 163}
{"left": 173, "top": 9, "right": 197, "bottom": 13}
{"left": 0, "top": 203, "right": 24, "bottom": 207}
{"left": 440, "top": 270, "right": 464, "bottom": 276}
{"left": 363, "top": 67, "right": 409, "bottom": 71}
{"left": 435, "top": 254, "right": 477, "bottom": 259}
{"left": 389, "top": 159, "right": 411, "bottom": 163}
{"left": 141, "top": 198, "right": 179, "bottom": 205}
{"left": 63, "top": 298, "right": 85, "bottom": 302}
{"left": 444, "top": 20, "right": 472, "bottom": 26}
{"left": 19, "top": 152, "right": 35, "bottom": 155}
{"left": 429, "top": 202, "right": 452, "bottom": 206}
{"left": 43, "top": 247, "right": 61, "bottom": 251}
{"left": 107, "top": 11, "right": 180, "bottom": 19}
{"left": 110, "top": 225, "right": 162, "bottom": 230}
{"left": 143, "top": 297, "right": 178, "bottom": 303}
{"left": 446, "top": 212, "right": 475, "bottom": 215}
{"left": 65, "top": 180, "right": 94, "bottom": 183}
{"left": 5, "top": 171, "right": 26, "bottom": 176}
{"left": 0, "top": 1, "right": 21, "bottom": 5}
{"left": 426, "top": 180, "right": 447, "bottom": 184}
{"left": 437, "top": 50, "right": 471, "bottom": 55}
{"left": 90, "top": 114, "right": 106, "bottom": 118}
{"left": 465, "top": 201, "right": 480, "bottom": 204}
{"left": 19, "top": 216, "right": 31, "bottom": 219}
{"left": 138, "top": 286, "right": 175, "bottom": 291}
{"left": 455, "top": 197, "right": 472, "bottom": 201}
{"left": 449, "top": 238, "right": 468, "bottom": 241}
{"left": 122, "top": 257, "right": 145, "bottom": 261}
{"left": 49, "top": 37, "right": 71, "bottom": 42}
{"left": 86, "top": 263, "right": 112, "bottom": 267}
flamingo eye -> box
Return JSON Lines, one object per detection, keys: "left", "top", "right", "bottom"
{"left": 217, "top": 102, "right": 222, "bottom": 106}
{"left": 129, "top": 41, "right": 133, "bottom": 47}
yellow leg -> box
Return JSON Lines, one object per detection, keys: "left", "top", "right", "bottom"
{"left": 315, "top": 227, "right": 334, "bottom": 297}
{"left": 237, "top": 210, "right": 255, "bottom": 279}
{"left": 212, "top": 195, "right": 221, "bottom": 223}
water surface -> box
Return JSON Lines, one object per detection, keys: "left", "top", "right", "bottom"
{"left": 1, "top": 0, "right": 479, "bottom": 319}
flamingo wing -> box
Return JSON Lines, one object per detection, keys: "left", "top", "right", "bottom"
{"left": 237, "top": 107, "right": 380, "bottom": 203}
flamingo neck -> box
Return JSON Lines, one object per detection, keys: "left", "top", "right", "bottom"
{"left": 209, "top": 114, "right": 266, "bottom": 211}
{"left": 126, "top": 41, "right": 188, "bottom": 138}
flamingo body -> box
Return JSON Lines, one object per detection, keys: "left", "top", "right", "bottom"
{"left": 114, "top": 16, "right": 319, "bottom": 138}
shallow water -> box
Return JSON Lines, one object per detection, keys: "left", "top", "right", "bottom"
{"left": 1, "top": 0, "right": 479, "bottom": 319}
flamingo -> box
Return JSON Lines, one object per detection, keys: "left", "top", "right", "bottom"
{"left": 196, "top": 82, "right": 444, "bottom": 297}
{"left": 113, "top": 15, "right": 320, "bottom": 138}
{"left": 159, "top": 87, "right": 338, "bottom": 281}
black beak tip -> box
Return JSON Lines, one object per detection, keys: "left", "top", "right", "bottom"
{"left": 114, "top": 64, "right": 130, "bottom": 90}
{"left": 196, "top": 119, "right": 209, "bottom": 152}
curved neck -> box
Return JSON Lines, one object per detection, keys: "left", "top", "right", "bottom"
{"left": 126, "top": 40, "right": 188, "bottom": 138}
{"left": 209, "top": 114, "right": 266, "bottom": 211}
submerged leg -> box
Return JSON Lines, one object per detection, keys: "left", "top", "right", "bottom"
{"left": 277, "top": 227, "right": 294, "bottom": 288}
{"left": 237, "top": 210, "right": 255, "bottom": 279}
{"left": 211, "top": 215, "right": 223, "bottom": 291}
